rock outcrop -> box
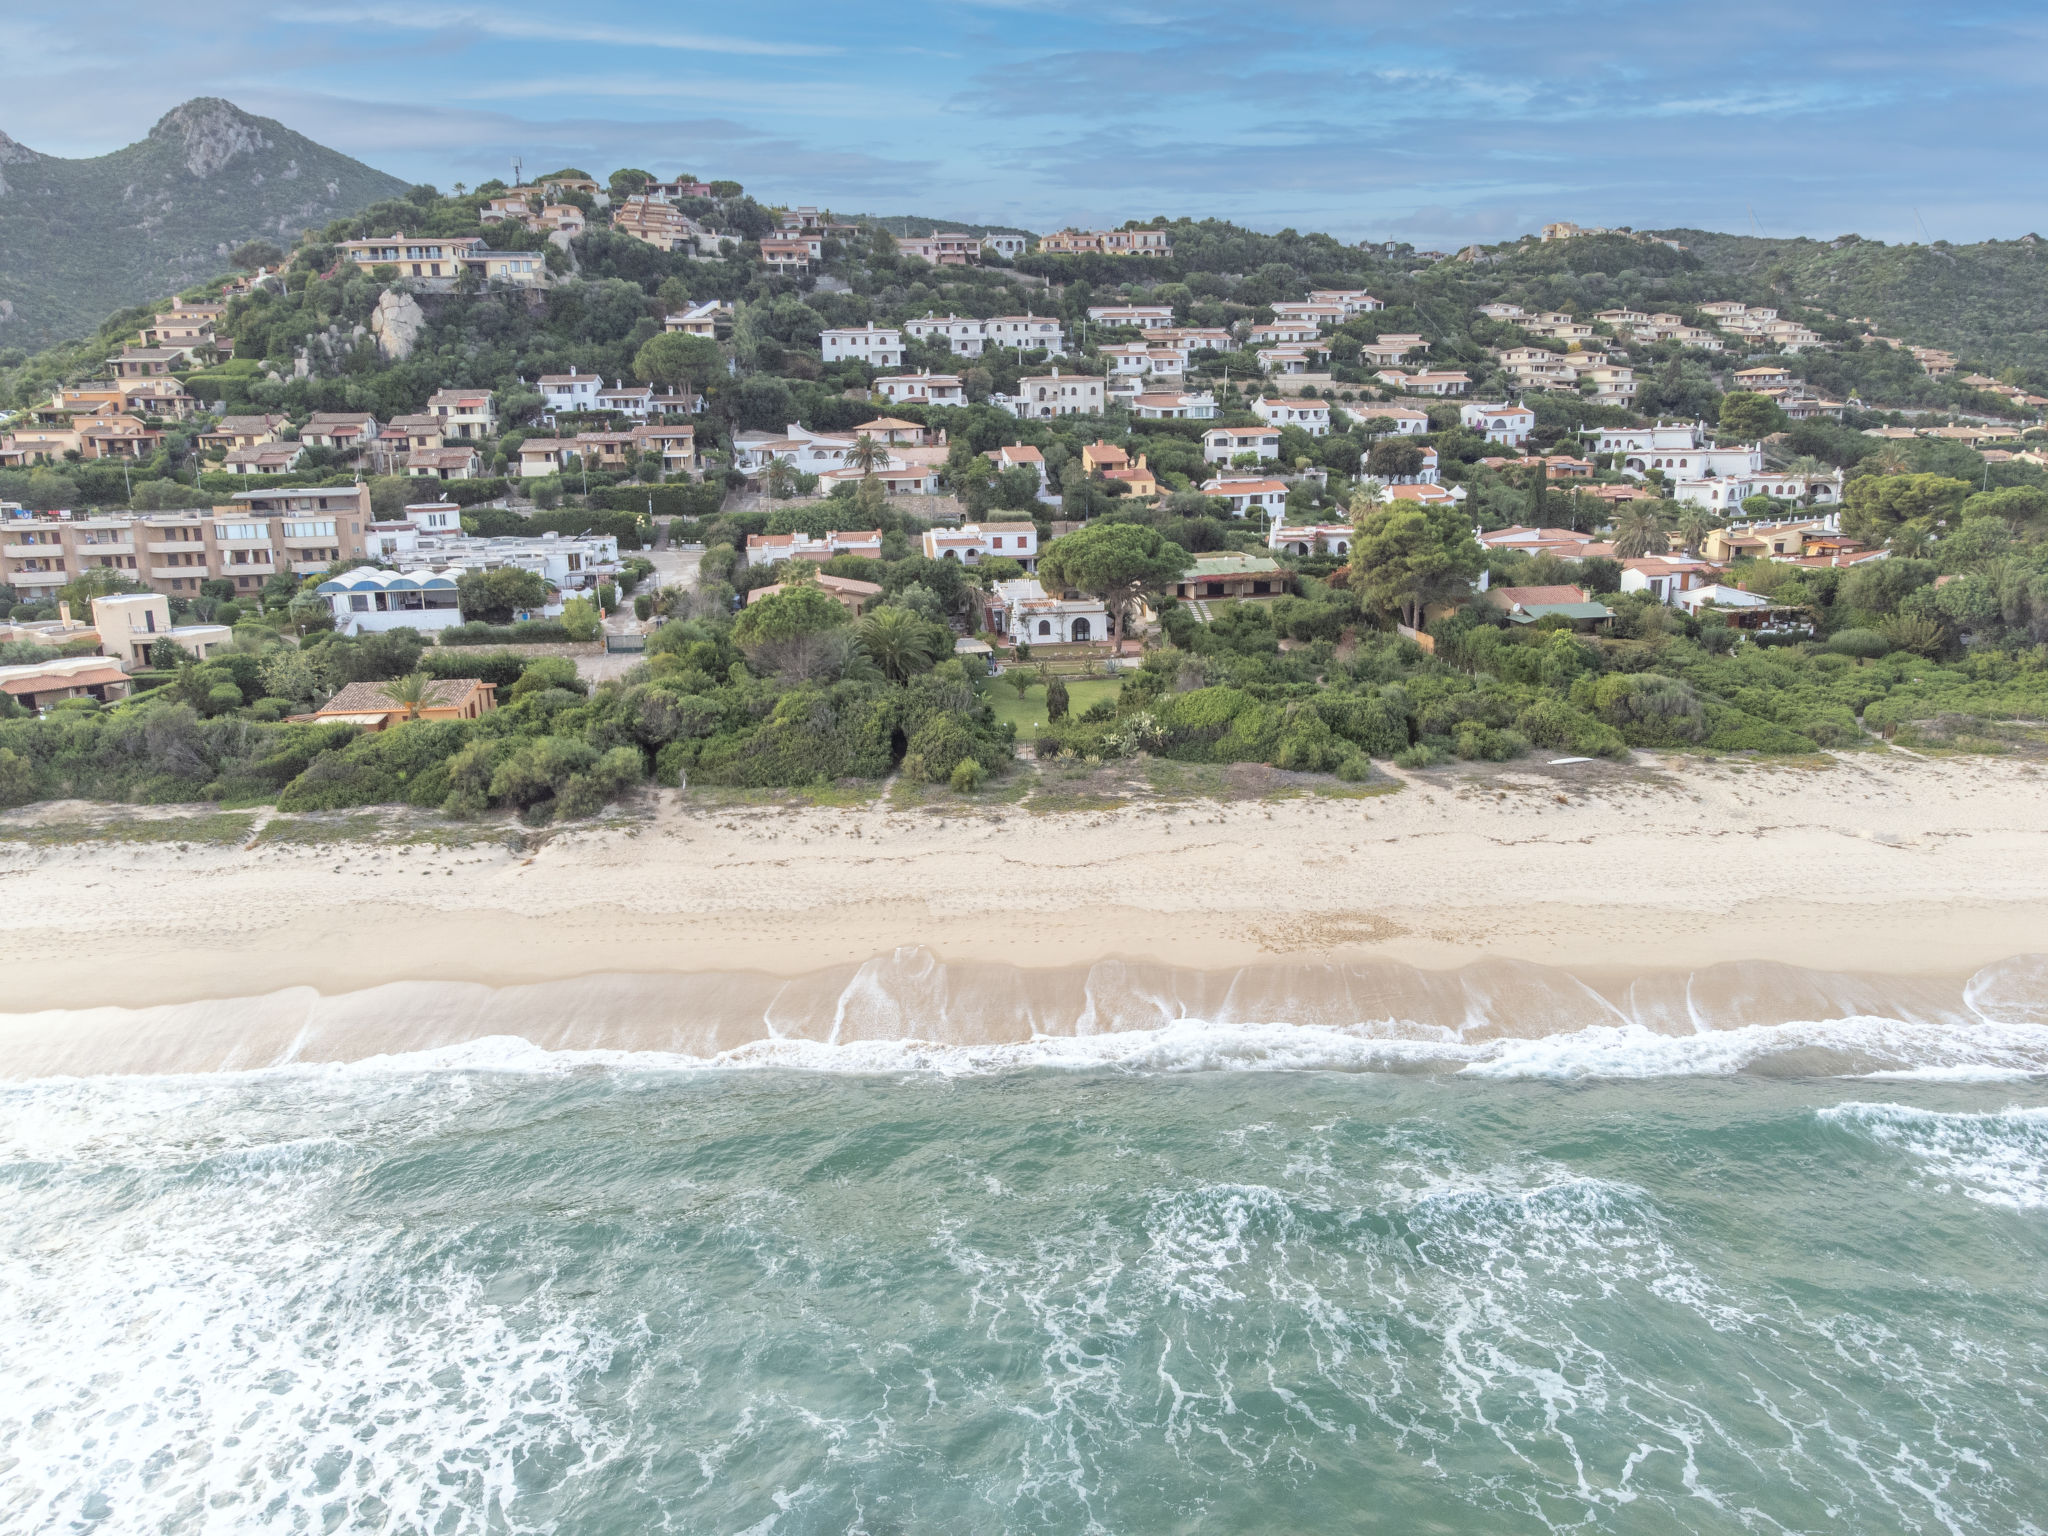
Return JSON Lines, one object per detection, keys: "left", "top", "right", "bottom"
{"left": 369, "top": 290, "right": 427, "bottom": 361}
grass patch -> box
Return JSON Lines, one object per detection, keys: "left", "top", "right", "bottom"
{"left": 0, "top": 812, "right": 258, "bottom": 847}
{"left": 682, "top": 782, "right": 885, "bottom": 810}
{"left": 988, "top": 678, "right": 1122, "bottom": 740}
{"left": 255, "top": 814, "right": 389, "bottom": 845}
{"left": 890, "top": 767, "right": 1035, "bottom": 812}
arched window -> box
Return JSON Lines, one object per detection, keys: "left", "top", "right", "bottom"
{"left": 1037, "top": 620, "right": 1051, "bottom": 636}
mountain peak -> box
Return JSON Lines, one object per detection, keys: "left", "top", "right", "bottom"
{"left": 148, "top": 97, "right": 275, "bottom": 178}
{"left": 0, "top": 128, "right": 41, "bottom": 166}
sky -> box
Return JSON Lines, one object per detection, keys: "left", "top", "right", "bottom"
{"left": 4, "top": 1, "right": 2045, "bottom": 249}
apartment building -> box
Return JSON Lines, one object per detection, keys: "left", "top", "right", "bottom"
{"left": 0, "top": 486, "right": 373, "bottom": 601}
{"left": 901, "top": 313, "right": 1065, "bottom": 356}
{"left": 1040, "top": 228, "right": 1172, "bottom": 257}
{"left": 822, "top": 325, "right": 905, "bottom": 367}
{"left": 334, "top": 233, "right": 545, "bottom": 287}
{"left": 611, "top": 195, "right": 703, "bottom": 253}
{"left": 1085, "top": 304, "right": 1175, "bottom": 329}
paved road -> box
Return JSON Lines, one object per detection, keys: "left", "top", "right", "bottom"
{"left": 575, "top": 526, "right": 702, "bottom": 685}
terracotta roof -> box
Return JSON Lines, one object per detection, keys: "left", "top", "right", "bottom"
{"left": 1488, "top": 584, "right": 1587, "bottom": 608}
{"left": 318, "top": 679, "right": 487, "bottom": 715}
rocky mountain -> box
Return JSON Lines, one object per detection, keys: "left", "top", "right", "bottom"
{"left": 0, "top": 99, "right": 408, "bottom": 350}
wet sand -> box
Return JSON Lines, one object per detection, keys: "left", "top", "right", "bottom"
{"left": 2, "top": 751, "right": 2046, "bottom": 1075}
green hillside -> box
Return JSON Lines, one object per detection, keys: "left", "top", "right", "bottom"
{"left": 0, "top": 98, "right": 407, "bottom": 350}
{"left": 1655, "top": 228, "right": 2048, "bottom": 367}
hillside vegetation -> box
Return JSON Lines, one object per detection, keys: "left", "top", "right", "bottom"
{"left": 1659, "top": 228, "right": 2048, "bottom": 368}
{"left": 0, "top": 99, "right": 407, "bottom": 350}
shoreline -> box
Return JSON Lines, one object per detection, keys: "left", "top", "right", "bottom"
{"left": 1, "top": 751, "right": 2045, "bottom": 1073}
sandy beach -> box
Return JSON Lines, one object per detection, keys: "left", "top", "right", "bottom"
{"left": 0, "top": 749, "right": 2044, "bottom": 1076}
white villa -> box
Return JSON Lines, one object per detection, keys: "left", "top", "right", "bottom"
{"left": 989, "top": 577, "right": 1108, "bottom": 644}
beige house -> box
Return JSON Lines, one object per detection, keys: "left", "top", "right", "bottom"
{"left": 308, "top": 678, "right": 498, "bottom": 730}
{"left": 426, "top": 389, "right": 497, "bottom": 439}
{"left": 89, "top": 593, "right": 232, "bottom": 668}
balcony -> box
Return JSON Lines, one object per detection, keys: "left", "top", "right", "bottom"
{"left": 8, "top": 569, "right": 68, "bottom": 587}
{"left": 74, "top": 541, "right": 136, "bottom": 557}
{"left": 148, "top": 539, "right": 206, "bottom": 554}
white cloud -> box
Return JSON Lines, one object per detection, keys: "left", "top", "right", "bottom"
{"left": 309, "top": 4, "right": 839, "bottom": 56}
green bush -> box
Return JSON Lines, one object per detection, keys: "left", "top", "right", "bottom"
{"left": 1826, "top": 628, "right": 1891, "bottom": 659}
{"left": 438, "top": 620, "right": 572, "bottom": 646}
{"left": 1394, "top": 742, "right": 1450, "bottom": 769}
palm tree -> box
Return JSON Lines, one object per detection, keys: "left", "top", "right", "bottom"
{"left": 1611, "top": 506, "right": 1670, "bottom": 561}
{"left": 1865, "top": 443, "right": 1912, "bottom": 476}
{"left": 380, "top": 672, "right": 434, "bottom": 722}
{"left": 1676, "top": 507, "right": 1714, "bottom": 557}
{"left": 847, "top": 434, "right": 887, "bottom": 474}
{"left": 764, "top": 459, "right": 796, "bottom": 499}
{"left": 857, "top": 606, "right": 939, "bottom": 682}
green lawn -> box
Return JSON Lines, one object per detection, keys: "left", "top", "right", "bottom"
{"left": 989, "top": 678, "right": 1122, "bottom": 739}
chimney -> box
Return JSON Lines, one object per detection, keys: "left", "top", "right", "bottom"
{"left": 59, "top": 600, "right": 73, "bottom": 625}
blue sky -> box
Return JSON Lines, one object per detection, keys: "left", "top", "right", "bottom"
{"left": 5, "top": 1, "right": 2043, "bottom": 247}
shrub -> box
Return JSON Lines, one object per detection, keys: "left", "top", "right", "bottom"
{"left": 1514, "top": 698, "right": 1627, "bottom": 759}
{"left": 559, "top": 598, "right": 602, "bottom": 642}
{"left": 949, "top": 757, "right": 987, "bottom": 792}
{"left": 489, "top": 735, "right": 600, "bottom": 811}
{"left": 1592, "top": 672, "right": 1705, "bottom": 744}
{"left": 901, "top": 713, "right": 979, "bottom": 784}
{"left": 1044, "top": 676, "right": 1070, "bottom": 721}
{"left": 511, "top": 656, "right": 586, "bottom": 699}
{"left": 554, "top": 744, "right": 644, "bottom": 819}
{"left": 438, "top": 621, "right": 572, "bottom": 646}
{"left": 1334, "top": 752, "right": 1373, "bottom": 782}
{"left": 1394, "top": 742, "right": 1450, "bottom": 769}
{"left": 0, "top": 746, "right": 36, "bottom": 805}
{"left": 1825, "top": 627, "right": 1890, "bottom": 659}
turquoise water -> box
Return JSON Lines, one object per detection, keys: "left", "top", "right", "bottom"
{"left": 4, "top": 1056, "right": 2046, "bottom": 1534}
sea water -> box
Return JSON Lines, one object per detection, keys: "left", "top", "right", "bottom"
{"left": 4, "top": 1022, "right": 2047, "bottom": 1535}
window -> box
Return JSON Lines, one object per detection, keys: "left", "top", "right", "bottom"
{"left": 283, "top": 520, "right": 335, "bottom": 538}
{"left": 215, "top": 523, "right": 263, "bottom": 541}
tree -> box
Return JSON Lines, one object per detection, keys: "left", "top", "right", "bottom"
{"left": 847, "top": 434, "right": 887, "bottom": 474}
{"left": 380, "top": 672, "right": 434, "bottom": 721}
{"left": 1841, "top": 473, "right": 1972, "bottom": 551}
{"left": 230, "top": 239, "right": 285, "bottom": 271}
{"left": 1348, "top": 499, "right": 1481, "bottom": 629}
{"left": 1045, "top": 675, "right": 1070, "bottom": 721}
{"left": 608, "top": 167, "right": 655, "bottom": 201}
{"left": 732, "top": 581, "right": 852, "bottom": 680}
{"left": 632, "top": 332, "right": 723, "bottom": 392}
{"left": 1037, "top": 523, "right": 1191, "bottom": 645}
{"left": 1677, "top": 507, "right": 1714, "bottom": 557}
{"left": 456, "top": 566, "right": 550, "bottom": 624}
{"left": 1611, "top": 506, "right": 1670, "bottom": 560}
{"left": 1962, "top": 484, "right": 2048, "bottom": 537}
{"left": 1364, "top": 439, "right": 1424, "bottom": 478}
{"left": 1719, "top": 391, "right": 1788, "bottom": 442}
{"left": 858, "top": 606, "right": 941, "bottom": 682}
